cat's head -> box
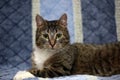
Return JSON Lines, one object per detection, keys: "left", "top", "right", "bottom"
{"left": 35, "top": 13, "right": 70, "bottom": 49}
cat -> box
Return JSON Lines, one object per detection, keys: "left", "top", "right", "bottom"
{"left": 14, "top": 13, "right": 120, "bottom": 80}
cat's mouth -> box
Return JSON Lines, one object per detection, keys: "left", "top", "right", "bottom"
{"left": 49, "top": 44, "right": 62, "bottom": 50}
{"left": 50, "top": 46, "right": 57, "bottom": 50}
{"left": 50, "top": 44, "right": 55, "bottom": 49}
{"left": 42, "top": 43, "right": 62, "bottom": 50}
{"left": 50, "top": 44, "right": 63, "bottom": 50}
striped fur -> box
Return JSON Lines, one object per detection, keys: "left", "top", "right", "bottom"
{"left": 72, "top": 42, "right": 120, "bottom": 76}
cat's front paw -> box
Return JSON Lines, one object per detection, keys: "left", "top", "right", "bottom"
{"left": 13, "top": 71, "right": 35, "bottom": 80}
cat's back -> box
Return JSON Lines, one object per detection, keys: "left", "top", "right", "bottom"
{"left": 71, "top": 42, "right": 120, "bottom": 75}
{"left": 71, "top": 42, "right": 120, "bottom": 62}
{"left": 72, "top": 42, "right": 120, "bottom": 53}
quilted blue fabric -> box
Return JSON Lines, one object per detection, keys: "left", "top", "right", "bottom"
{"left": 0, "top": 0, "right": 120, "bottom": 80}
{"left": 81, "top": 0, "right": 117, "bottom": 44}
{"left": 0, "top": 0, "right": 32, "bottom": 80}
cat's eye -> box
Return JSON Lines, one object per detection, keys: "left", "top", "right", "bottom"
{"left": 43, "top": 34, "right": 49, "bottom": 39}
{"left": 56, "top": 33, "right": 62, "bottom": 38}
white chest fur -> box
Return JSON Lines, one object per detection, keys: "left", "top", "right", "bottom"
{"left": 32, "top": 46, "right": 55, "bottom": 70}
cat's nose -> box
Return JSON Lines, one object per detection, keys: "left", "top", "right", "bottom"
{"left": 51, "top": 40, "right": 54, "bottom": 45}
{"left": 50, "top": 39, "right": 55, "bottom": 48}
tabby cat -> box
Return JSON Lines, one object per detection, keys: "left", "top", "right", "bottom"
{"left": 14, "top": 13, "right": 120, "bottom": 79}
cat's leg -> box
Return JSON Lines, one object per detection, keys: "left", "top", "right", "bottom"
{"left": 27, "top": 57, "right": 72, "bottom": 78}
{"left": 28, "top": 68, "right": 55, "bottom": 78}
{"left": 28, "top": 51, "right": 74, "bottom": 78}
{"left": 26, "top": 46, "right": 74, "bottom": 78}
{"left": 13, "top": 70, "right": 35, "bottom": 80}
{"left": 28, "top": 68, "right": 40, "bottom": 77}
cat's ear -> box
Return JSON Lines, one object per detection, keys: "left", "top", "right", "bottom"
{"left": 36, "top": 14, "right": 44, "bottom": 28}
{"left": 59, "top": 13, "right": 67, "bottom": 27}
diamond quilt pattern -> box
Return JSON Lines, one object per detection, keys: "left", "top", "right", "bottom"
{"left": 0, "top": 0, "right": 32, "bottom": 79}
{"left": 81, "top": 0, "right": 117, "bottom": 44}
